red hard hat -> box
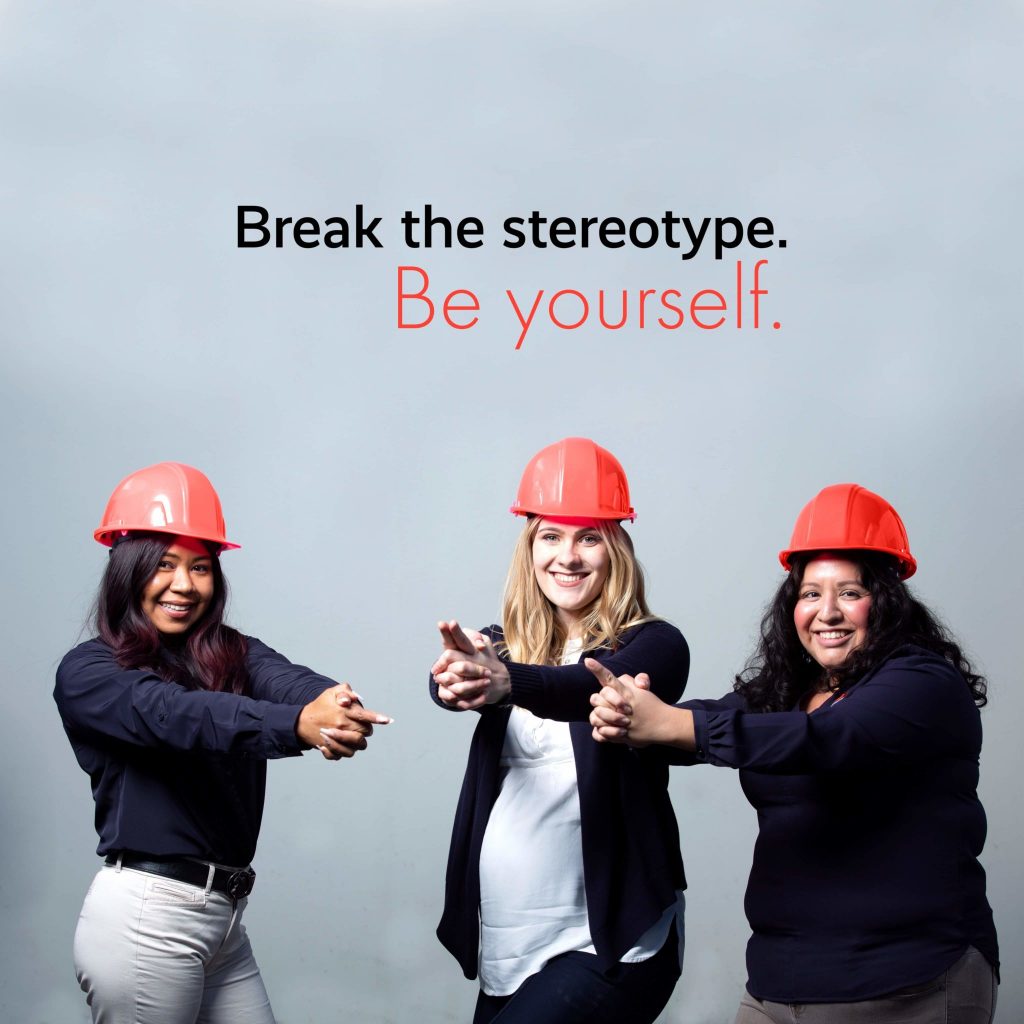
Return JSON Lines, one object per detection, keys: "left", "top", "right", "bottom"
{"left": 94, "top": 462, "right": 240, "bottom": 551}
{"left": 779, "top": 483, "right": 916, "bottom": 579}
{"left": 510, "top": 437, "right": 636, "bottom": 522}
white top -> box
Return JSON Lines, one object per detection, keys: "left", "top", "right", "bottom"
{"left": 477, "top": 639, "right": 682, "bottom": 995}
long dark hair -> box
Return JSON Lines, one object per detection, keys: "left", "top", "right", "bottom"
{"left": 93, "top": 533, "right": 249, "bottom": 694}
{"left": 734, "top": 551, "right": 987, "bottom": 712}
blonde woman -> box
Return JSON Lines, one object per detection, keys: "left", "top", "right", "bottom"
{"left": 430, "top": 438, "right": 690, "bottom": 1024}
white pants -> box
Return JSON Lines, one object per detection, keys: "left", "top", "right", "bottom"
{"left": 74, "top": 863, "right": 276, "bottom": 1024}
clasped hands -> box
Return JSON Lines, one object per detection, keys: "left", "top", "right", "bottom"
{"left": 431, "top": 620, "right": 511, "bottom": 710}
{"left": 585, "top": 659, "right": 656, "bottom": 746}
{"left": 430, "top": 623, "right": 676, "bottom": 742}
{"left": 298, "top": 684, "right": 393, "bottom": 761}
{"left": 586, "top": 658, "right": 690, "bottom": 749}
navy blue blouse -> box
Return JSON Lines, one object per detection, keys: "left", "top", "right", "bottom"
{"left": 680, "top": 646, "right": 999, "bottom": 1002}
{"left": 55, "top": 637, "right": 335, "bottom": 866}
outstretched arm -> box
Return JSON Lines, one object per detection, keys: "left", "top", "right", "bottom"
{"left": 55, "top": 640, "right": 392, "bottom": 763}
{"left": 589, "top": 650, "right": 980, "bottom": 774}
{"left": 507, "top": 620, "right": 688, "bottom": 721}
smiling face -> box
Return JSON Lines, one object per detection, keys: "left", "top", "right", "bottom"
{"left": 794, "top": 557, "right": 873, "bottom": 672}
{"left": 140, "top": 536, "right": 216, "bottom": 636}
{"left": 531, "top": 518, "right": 611, "bottom": 633}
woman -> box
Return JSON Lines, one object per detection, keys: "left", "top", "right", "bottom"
{"left": 589, "top": 483, "right": 999, "bottom": 1024}
{"left": 430, "top": 437, "right": 690, "bottom": 1024}
{"left": 54, "top": 462, "right": 391, "bottom": 1024}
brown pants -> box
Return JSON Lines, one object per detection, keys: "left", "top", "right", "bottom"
{"left": 734, "top": 947, "right": 997, "bottom": 1024}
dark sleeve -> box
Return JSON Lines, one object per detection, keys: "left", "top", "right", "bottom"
{"left": 648, "top": 690, "right": 746, "bottom": 766}
{"left": 688, "top": 653, "right": 979, "bottom": 774}
{"left": 54, "top": 640, "right": 314, "bottom": 758}
{"left": 508, "top": 620, "right": 689, "bottom": 722}
{"left": 244, "top": 637, "right": 337, "bottom": 706}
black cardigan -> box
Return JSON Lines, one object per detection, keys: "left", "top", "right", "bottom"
{"left": 430, "top": 619, "right": 690, "bottom": 978}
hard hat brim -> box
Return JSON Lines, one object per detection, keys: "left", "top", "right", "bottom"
{"left": 94, "top": 525, "right": 240, "bottom": 551}
{"left": 778, "top": 545, "right": 916, "bottom": 580}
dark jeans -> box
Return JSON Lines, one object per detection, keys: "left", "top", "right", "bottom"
{"left": 472, "top": 923, "right": 681, "bottom": 1024}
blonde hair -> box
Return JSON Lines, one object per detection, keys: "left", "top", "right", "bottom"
{"left": 499, "top": 518, "right": 656, "bottom": 665}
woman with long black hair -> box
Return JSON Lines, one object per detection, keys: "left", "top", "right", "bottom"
{"left": 589, "top": 483, "right": 999, "bottom": 1024}
{"left": 55, "top": 462, "right": 391, "bottom": 1024}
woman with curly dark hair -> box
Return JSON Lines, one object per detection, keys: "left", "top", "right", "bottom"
{"left": 588, "top": 483, "right": 999, "bottom": 1024}
{"left": 54, "top": 462, "right": 391, "bottom": 1024}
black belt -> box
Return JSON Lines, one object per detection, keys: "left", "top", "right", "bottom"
{"left": 106, "top": 854, "right": 256, "bottom": 900}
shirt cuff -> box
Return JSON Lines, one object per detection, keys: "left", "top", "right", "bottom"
{"left": 263, "top": 703, "right": 307, "bottom": 757}
{"left": 505, "top": 662, "right": 543, "bottom": 707}
{"left": 690, "top": 709, "right": 710, "bottom": 762}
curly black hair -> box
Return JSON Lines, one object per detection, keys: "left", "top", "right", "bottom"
{"left": 734, "top": 552, "right": 987, "bottom": 712}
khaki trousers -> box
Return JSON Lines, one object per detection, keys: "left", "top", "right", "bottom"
{"left": 73, "top": 862, "right": 276, "bottom": 1024}
{"left": 734, "top": 947, "right": 997, "bottom": 1024}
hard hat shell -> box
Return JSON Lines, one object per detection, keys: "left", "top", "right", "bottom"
{"left": 94, "top": 462, "right": 240, "bottom": 551}
{"left": 779, "top": 483, "right": 915, "bottom": 579}
{"left": 510, "top": 437, "right": 636, "bottom": 522}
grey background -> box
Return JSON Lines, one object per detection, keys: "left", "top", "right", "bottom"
{"left": 2, "top": 1, "right": 1021, "bottom": 1021}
